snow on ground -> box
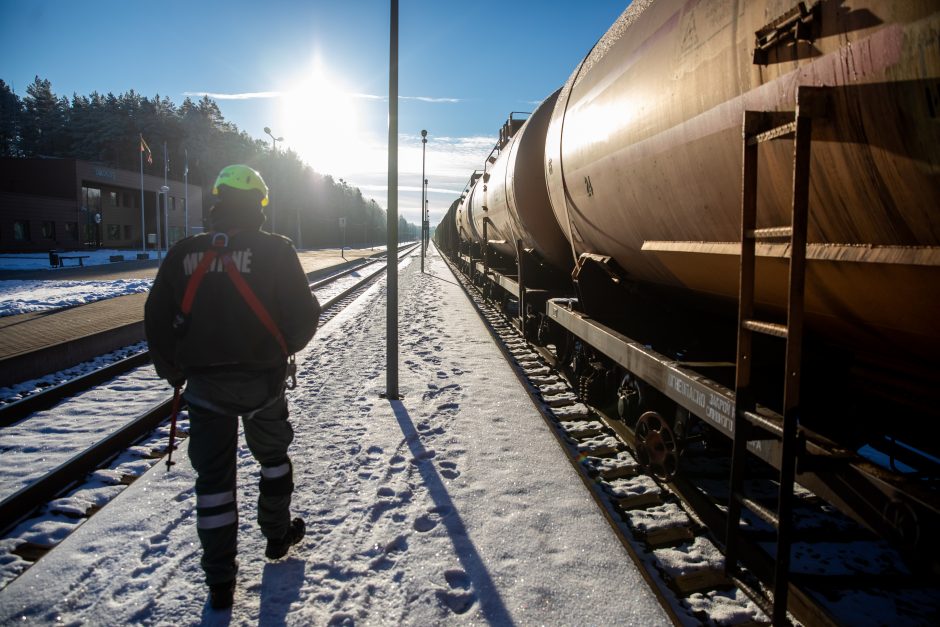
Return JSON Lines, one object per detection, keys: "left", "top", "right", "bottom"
{"left": 0, "top": 363, "right": 169, "bottom": 503}
{"left": 0, "top": 249, "right": 156, "bottom": 317}
{"left": 0, "top": 342, "right": 148, "bottom": 405}
{"left": 0, "top": 247, "right": 670, "bottom": 625}
{"left": 0, "top": 278, "right": 153, "bottom": 317}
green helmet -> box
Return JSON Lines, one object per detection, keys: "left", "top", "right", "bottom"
{"left": 212, "top": 164, "right": 269, "bottom": 207}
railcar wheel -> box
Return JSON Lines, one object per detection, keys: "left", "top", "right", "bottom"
{"left": 635, "top": 411, "right": 679, "bottom": 481}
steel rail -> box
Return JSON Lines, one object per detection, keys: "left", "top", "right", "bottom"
{"left": 0, "top": 352, "right": 151, "bottom": 428}
{"left": 0, "top": 397, "right": 174, "bottom": 536}
{"left": 319, "top": 243, "right": 419, "bottom": 310}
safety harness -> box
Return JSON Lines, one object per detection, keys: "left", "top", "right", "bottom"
{"left": 175, "top": 232, "right": 297, "bottom": 389}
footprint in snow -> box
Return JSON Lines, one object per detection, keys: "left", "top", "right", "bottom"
{"left": 437, "top": 569, "right": 476, "bottom": 615}
{"left": 445, "top": 569, "right": 471, "bottom": 589}
{"left": 413, "top": 505, "right": 452, "bottom": 532}
{"left": 327, "top": 613, "right": 355, "bottom": 627}
{"left": 439, "top": 460, "right": 461, "bottom": 480}
{"left": 388, "top": 455, "right": 406, "bottom": 474}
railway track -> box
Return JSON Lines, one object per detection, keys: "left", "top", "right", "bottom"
{"left": 0, "top": 243, "right": 419, "bottom": 586}
{"left": 441, "top": 249, "right": 940, "bottom": 626}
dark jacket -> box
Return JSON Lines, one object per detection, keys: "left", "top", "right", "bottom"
{"left": 144, "top": 211, "right": 320, "bottom": 385}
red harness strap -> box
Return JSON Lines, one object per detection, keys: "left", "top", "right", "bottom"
{"left": 181, "top": 247, "right": 219, "bottom": 316}
{"left": 220, "top": 255, "right": 288, "bottom": 355}
{"left": 180, "top": 233, "right": 288, "bottom": 356}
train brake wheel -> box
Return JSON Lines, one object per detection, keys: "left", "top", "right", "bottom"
{"left": 635, "top": 411, "right": 679, "bottom": 481}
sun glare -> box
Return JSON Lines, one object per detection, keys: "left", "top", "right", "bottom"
{"left": 281, "top": 65, "right": 362, "bottom": 175}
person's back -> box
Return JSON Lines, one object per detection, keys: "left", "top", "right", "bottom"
{"left": 149, "top": 228, "right": 317, "bottom": 375}
{"left": 144, "top": 164, "right": 320, "bottom": 610}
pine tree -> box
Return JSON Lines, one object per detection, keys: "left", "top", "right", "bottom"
{"left": 0, "top": 80, "right": 22, "bottom": 157}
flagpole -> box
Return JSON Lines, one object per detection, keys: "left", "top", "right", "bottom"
{"left": 184, "top": 149, "right": 189, "bottom": 237}
{"left": 139, "top": 137, "right": 145, "bottom": 254}
{"left": 163, "top": 142, "right": 169, "bottom": 255}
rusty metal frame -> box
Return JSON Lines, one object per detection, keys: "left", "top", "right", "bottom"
{"left": 543, "top": 299, "right": 939, "bottom": 552}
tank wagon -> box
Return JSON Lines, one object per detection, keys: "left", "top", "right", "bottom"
{"left": 436, "top": 1, "right": 939, "bottom": 622}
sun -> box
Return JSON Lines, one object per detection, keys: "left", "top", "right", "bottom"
{"left": 280, "top": 64, "right": 362, "bottom": 175}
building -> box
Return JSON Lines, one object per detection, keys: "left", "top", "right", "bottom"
{"left": 0, "top": 157, "right": 204, "bottom": 252}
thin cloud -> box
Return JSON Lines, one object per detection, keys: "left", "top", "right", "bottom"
{"left": 183, "top": 90, "right": 281, "bottom": 100}
{"left": 352, "top": 93, "right": 461, "bottom": 103}
{"left": 403, "top": 95, "right": 461, "bottom": 103}
{"left": 185, "top": 90, "right": 460, "bottom": 103}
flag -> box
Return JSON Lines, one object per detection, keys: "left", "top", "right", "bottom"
{"left": 140, "top": 134, "right": 153, "bottom": 165}
{"left": 184, "top": 149, "right": 189, "bottom": 177}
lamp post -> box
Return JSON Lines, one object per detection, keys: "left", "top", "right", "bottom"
{"left": 420, "top": 129, "right": 427, "bottom": 272}
{"left": 385, "top": 0, "right": 400, "bottom": 400}
{"left": 264, "top": 126, "right": 283, "bottom": 233}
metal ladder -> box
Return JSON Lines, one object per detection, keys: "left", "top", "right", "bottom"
{"left": 725, "top": 87, "right": 819, "bottom": 626}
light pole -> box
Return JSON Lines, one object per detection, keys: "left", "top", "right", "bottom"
{"left": 420, "top": 129, "right": 427, "bottom": 272}
{"left": 264, "top": 126, "right": 283, "bottom": 233}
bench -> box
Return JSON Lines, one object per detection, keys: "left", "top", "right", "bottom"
{"left": 49, "top": 251, "right": 90, "bottom": 268}
{"left": 60, "top": 255, "right": 90, "bottom": 267}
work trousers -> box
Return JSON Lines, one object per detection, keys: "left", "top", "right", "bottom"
{"left": 185, "top": 369, "right": 294, "bottom": 586}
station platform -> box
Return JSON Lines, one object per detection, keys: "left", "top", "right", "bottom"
{"left": 0, "top": 246, "right": 670, "bottom": 625}
{"left": 0, "top": 247, "right": 383, "bottom": 386}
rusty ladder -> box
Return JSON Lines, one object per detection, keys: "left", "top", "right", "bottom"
{"left": 725, "top": 87, "right": 819, "bottom": 626}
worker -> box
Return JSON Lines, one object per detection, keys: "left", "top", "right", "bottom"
{"left": 144, "top": 164, "right": 320, "bottom": 610}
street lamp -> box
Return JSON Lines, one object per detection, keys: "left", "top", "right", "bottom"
{"left": 264, "top": 126, "right": 283, "bottom": 233}
{"left": 420, "top": 129, "right": 427, "bottom": 272}
{"left": 263, "top": 126, "right": 283, "bottom": 152}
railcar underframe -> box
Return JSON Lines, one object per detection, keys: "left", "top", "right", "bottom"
{"left": 453, "top": 245, "right": 939, "bottom": 566}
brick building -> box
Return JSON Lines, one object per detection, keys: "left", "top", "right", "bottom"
{"left": 0, "top": 157, "right": 203, "bottom": 252}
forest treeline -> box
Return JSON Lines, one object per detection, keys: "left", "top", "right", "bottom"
{"left": 0, "top": 76, "right": 420, "bottom": 247}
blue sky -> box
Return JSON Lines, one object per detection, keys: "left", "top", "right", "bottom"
{"left": 0, "top": 0, "right": 627, "bottom": 225}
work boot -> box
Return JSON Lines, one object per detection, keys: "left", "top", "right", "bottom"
{"left": 209, "top": 580, "right": 235, "bottom": 610}
{"left": 265, "top": 517, "right": 305, "bottom": 560}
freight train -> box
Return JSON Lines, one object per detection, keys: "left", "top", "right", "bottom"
{"left": 435, "top": 0, "right": 939, "bottom": 619}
